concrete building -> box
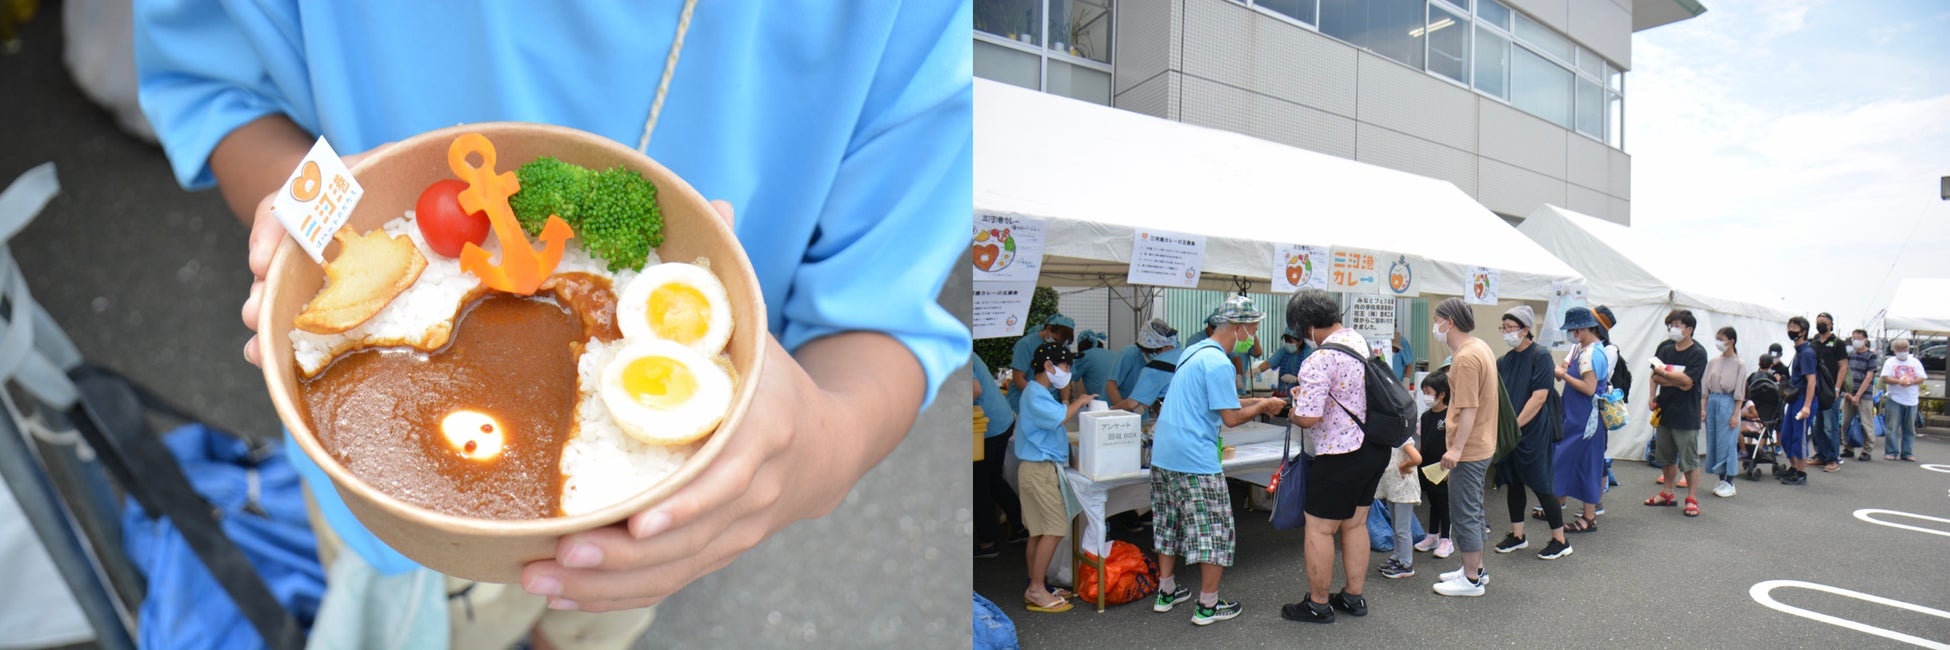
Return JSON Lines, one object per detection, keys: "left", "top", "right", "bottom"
{"left": 974, "top": 0, "right": 1707, "bottom": 225}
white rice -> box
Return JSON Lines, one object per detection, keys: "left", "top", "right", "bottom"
{"left": 560, "top": 338, "right": 698, "bottom": 516}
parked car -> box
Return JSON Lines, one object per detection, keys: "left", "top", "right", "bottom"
{"left": 1921, "top": 342, "right": 1946, "bottom": 372}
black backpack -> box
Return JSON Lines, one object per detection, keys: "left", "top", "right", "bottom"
{"left": 1320, "top": 343, "right": 1415, "bottom": 449}
{"left": 1609, "top": 344, "right": 1633, "bottom": 402}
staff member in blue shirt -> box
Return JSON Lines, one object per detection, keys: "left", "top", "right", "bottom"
{"left": 1106, "top": 318, "right": 1178, "bottom": 407}
{"left": 1253, "top": 331, "right": 1311, "bottom": 397}
{"left": 1073, "top": 330, "right": 1115, "bottom": 399}
{"left": 137, "top": 2, "right": 970, "bottom": 641}
{"left": 1015, "top": 343, "right": 1096, "bottom": 613}
{"left": 1147, "top": 296, "right": 1284, "bottom": 626}
{"left": 972, "top": 355, "right": 1021, "bottom": 560}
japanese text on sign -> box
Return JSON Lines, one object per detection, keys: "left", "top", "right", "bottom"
{"left": 1127, "top": 229, "right": 1207, "bottom": 288}
{"left": 972, "top": 214, "right": 1046, "bottom": 283}
{"left": 1330, "top": 247, "right": 1381, "bottom": 293}
{"left": 972, "top": 281, "right": 1038, "bottom": 339}
{"left": 270, "top": 137, "right": 365, "bottom": 263}
{"left": 1347, "top": 294, "right": 1396, "bottom": 341}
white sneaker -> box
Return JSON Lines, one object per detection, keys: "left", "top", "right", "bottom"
{"left": 1433, "top": 538, "right": 1455, "bottom": 559}
{"left": 1437, "top": 567, "right": 1488, "bottom": 585}
{"left": 1433, "top": 574, "right": 1486, "bottom": 597}
{"left": 1713, "top": 480, "right": 1736, "bottom": 498}
{"left": 1414, "top": 535, "right": 1439, "bottom": 552}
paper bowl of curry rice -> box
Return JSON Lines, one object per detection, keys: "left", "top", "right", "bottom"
{"left": 258, "top": 122, "right": 765, "bottom": 583}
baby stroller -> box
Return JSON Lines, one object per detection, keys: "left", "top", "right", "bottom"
{"left": 1741, "top": 371, "right": 1785, "bottom": 481}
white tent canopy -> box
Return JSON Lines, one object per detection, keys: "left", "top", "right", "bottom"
{"left": 974, "top": 79, "right": 1580, "bottom": 300}
{"left": 1519, "top": 205, "right": 1795, "bottom": 461}
{"left": 1885, "top": 278, "right": 1950, "bottom": 335}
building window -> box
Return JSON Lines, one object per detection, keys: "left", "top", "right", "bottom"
{"left": 1319, "top": 0, "right": 1427, "bottom": 70}
{"left": 1475, "top": 0, "right": 1511, "bottom": 31}
{"left": 1575, "top": 77, "right": 1602, "bottom": 137}
{"left": 1425, "top": 3, "right": 1469, "bottom": 84}
{"left": 1255, "top": 0, "right": 1317, "bottom": 26}
{"left": 973, "top": 0, "right": 1115, "bottom": 105}
{"left": 1511, "top": 45, "right": 1571, "bottom": 128}
{"left": 1606, "top": 90, "right": 1623, "bottom": 148}
{"left": 1512, "top": 13, "right": 1571, "bottom": 62}
{"left": 1473, "top": 25, "right": 1509, "bottom": 100}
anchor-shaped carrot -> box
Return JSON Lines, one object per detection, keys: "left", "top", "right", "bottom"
{"left": 447, "top": 133, "right": 574, "bottom": 295}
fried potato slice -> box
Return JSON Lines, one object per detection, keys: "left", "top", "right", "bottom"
{"left": 295, "top": 228, "right": 428, "bottom": 334}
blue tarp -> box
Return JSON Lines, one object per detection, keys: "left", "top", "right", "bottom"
{"left": 121, "top": 424, "right": 325, "bottom": 649}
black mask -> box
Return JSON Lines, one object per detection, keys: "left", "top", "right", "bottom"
{"left": 1817, "top": 322, "right": 1832, "bottom": 334}
{"left": 1788, "top": 329, "right": 1803, "bottom": 341}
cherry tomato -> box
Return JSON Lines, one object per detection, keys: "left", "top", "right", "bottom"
{"left": 415, "top": 179, "right": 490, "bottom": 258}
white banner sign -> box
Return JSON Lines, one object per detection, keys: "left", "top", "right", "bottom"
{"left": 972, "top": 215, "right": 1046, "bottom": 283}
{"left": 1348, "top": 294, "right": 1397, "bottom": 342}
{"left": 1329, "top": 247, "right": 1382, "bottom": 294}
{"left": 1127, "top": 229, "right": 1207, "bottom": 288}
{"left": 1272, "top": 243, "right": 1330, "bottom": 293}
{"left": 1382, "top": 253, "right": 1424, "bottom": 298}
{"left": 1464, "top": 266, "right": 1501, "bottom": 305}
{"left": 972, "top": 281, "right": 1038, "bottom": 339}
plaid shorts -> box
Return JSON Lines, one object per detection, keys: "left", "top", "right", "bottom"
{"left": 1149, "top": 467, "right": 1234, "bottom": 566}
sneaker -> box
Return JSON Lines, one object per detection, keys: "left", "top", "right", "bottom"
{"left": 1594, "top": 506, "right": 1606, "bottom": 516}
{"left": 1781, "top": 471, "right": 1808, "bottom": 486}
{"left": 1439, "top": 567, "right": 1488, "bottom": 584}
{"left": 1433, "top": 574, "right": 1486, "bottom": 597}
{"left": 1379, "top": 559, "right": 1416, "bottom": 579}
{"left": 1153, "top": 585, "right": 1193, "bottom": 612}
{"left": 1493, "top": 533, "right": 1529, "bottom": 554}
{"left": 1858, "top": 451, "right": 1873, "bottom": 461}
{"left": 1191, "top": 599, "right": 1242, "bottom": 626}
{"left": 974, "top": 544, "right": 1000, "bottom": 559}
{"left": 1433, "top": 538, "right": 1455, "bottom": 559}
{"left": 1280, "top": 599, "right": 1334, "bottom": 624}
{"left": 1414, "top": 535, "right": 1439, "bottom": 553}
{"left": 1536, "top": 538, "right": 1573, "bottom": 560}
{"left": 1329, "top": 591, "right": 1368, "bottom": 617}
{"left": 1712, "top": 480, "right": 1736, "bottom": 498}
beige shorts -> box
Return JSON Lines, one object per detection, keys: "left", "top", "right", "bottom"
{"left": 307, "top": 488, "right": 655, "bottom": 650}
{"left": 1018, "top": 460, "right": 1070, "bottom": 538}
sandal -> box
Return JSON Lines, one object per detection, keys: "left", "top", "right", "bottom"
{"left": 1683, "top": 497, "right": 1700, "bottom": 517}
{"left": 1531, "top": 507, "right": 1546, "bottom": 520}
{"left": 1644, "top": 492, "right": 1677, "bottom": 507}
{"left": 1566, "top": 516, "right": 1598, "bottom": 533}
{"left": 1025, "top": 595, "right": 1073, "bottom": 613}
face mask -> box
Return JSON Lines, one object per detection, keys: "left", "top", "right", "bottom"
{"left": 1817, "top": 322, "right": 1832, "bottom": 334}
{"left": 1897, "top": 352, "right": 1911, "bottom": 361}
{"left": 1232, "top": 333, "right": 1255, "bottom": 355}
{"left": 1048, "top": 366, "right": 1072, "bottom": 389}
{"left": 1432, "top": 322, "right": 1449, "bottom": 342}
{"left": 1714, "top": 340, "right": 1727, "bottom": 353}
{"left": 1668, "top": 326, "right": 1684, "bottom": 342}
{"left": 1502, "top": 332, "right": 1522, "bottom": 347}
{"left": 1854, "top": 339, "right": 1868, "bottom": 351}
{"left": 1787, "top": 330, "right": 1802, "bottom": 341}
{"left": 1283, "top": 342, "right": 1299, "bottom": 354}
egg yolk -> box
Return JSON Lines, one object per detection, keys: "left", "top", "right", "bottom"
{"left": 622, "top": 355, "right": 697, "bottom": 410}
{"left": 647, "top": 283, "right": 711, "bottom": 345}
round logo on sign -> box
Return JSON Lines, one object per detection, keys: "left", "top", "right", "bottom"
{"left": 1388, "top": 255, "right": 1413, "bottom": 294}
{"left": 1286, "top": 251, "right": 1314, "bottom": 287}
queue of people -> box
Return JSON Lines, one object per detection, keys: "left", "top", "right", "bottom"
{"left": 975, "top": 294, "right": 1933, "bottom": 623}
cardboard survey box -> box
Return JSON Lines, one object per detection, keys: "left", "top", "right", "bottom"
{"left": 1077, "top": 410, "right": 1143, "bottom": 479}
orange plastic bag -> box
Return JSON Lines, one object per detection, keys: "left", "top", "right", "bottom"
{"left": 1076, "top": 541, "right": 1158, "bottom": 606}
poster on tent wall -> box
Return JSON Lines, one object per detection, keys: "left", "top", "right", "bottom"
{"left": 972, "top": 214, "right": 1046, "bottom": 283}
{"left": 1464, "top": 266, "right": 1500, "bottom": 305}
{"left": 1545, "top": 279, "right": 1589, "bottom": 350}
{"left": 1329, "top": 247, "right": 1381, "bottom": 294}
{"left": 1348, "top": 294, "right": 1397, "bottom": 343}
{"left": 1272, "top": 243, "right": 1331, "bottom": 293}
{"left": 971, "top": 281, "right": 1038, "bottom": 339}
{"left": 1383, "top": 253, "right": 1424, "bottom": 298}
{"left": 1127, "top": 229, "right": 1207, "bottom": 288}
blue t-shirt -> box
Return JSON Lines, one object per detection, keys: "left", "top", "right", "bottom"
{"left": 1150, "top": 341, "right": 1239, "bottom": 475}
{"left": 1791, "top": 341, "right": 1821, "bottom": 410}
{"left": 973, "top": 355, "right": 1014, "bottom": 439}
{"left": 1072, "top": 347, "right": 1114, "bottom": 398}
{"left": 1265, "top": 344, "right": 1309, "bottom": 392}
{"left": 1008, "top": 331, "right": 1051, "bottom": 413}
{"left": 1014, "top": 381, "right": 1070, "bottom": 463}
{"left": 1127, "top": 347, "right": 1183, "bottom": 412}
{"left": 1392, "top": 340, "right": 1414, "bottom": 379}
{"left": 1185, "top": 330, "right": 1212, "bottom": 349}
{"left": 138, "top": 2, "right": 973, "bottom": 574}
{"left": 1108, "top": 344, "right": 1148, "bottom": 398}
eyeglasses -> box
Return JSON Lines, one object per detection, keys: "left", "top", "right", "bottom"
{"left": 1498, "top": 324, "right": 1522, "bottom": 333}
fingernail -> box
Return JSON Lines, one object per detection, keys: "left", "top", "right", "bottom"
{"left": 525, "top": 575, "right": 562, "bottom": 597}
{"left": 562, "top": 542, "right": 602, "bottom": 568}
{"left": 547, "top": 598, "right": 580, "bottom": 611}
{"left": 632, "top": 511, "right": 671, "bottom": 540}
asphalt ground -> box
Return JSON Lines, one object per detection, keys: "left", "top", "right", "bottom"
{"left": 976, "top": 436, "right": 1950, "bottom": 647}
{"left": 4, "top": 9, "right": 974, "bottom": 648}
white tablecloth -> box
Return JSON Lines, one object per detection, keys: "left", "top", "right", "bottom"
{"left": 1065, "top": 435, "right": 1291, "bottom": 559}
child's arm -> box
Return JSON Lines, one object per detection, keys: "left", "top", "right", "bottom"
{"left": 1399, "top": 443, "right": 1422, "bottom": 473}
{"left": 1065, "top": 391, "right": 1098, "bottom": 420}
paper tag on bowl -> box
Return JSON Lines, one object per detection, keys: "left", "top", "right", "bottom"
{"left": 270, "top": 137, "right": 365, "bottom": 264}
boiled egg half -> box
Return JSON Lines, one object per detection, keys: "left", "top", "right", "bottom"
{"left": 617, "top": 262, "right": 733, "bottom": 355}
{"left": 600, "top": 339, "right": 733, "bottom": 445}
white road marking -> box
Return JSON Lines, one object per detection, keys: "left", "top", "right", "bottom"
{"left": 1919, "top": 464, "right": 1950, "bottom": 474}
{"left": 1854, "top": 509, "right": 1950, "bottom": 539}
{"left": 1749, "top": 580, "right": 1950, "bottom": 649}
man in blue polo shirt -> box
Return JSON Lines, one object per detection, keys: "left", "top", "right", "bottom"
{"left": 1147, "top": 296, "right": 1284, "bottom": 627}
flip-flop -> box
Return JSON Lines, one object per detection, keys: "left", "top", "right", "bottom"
{"left": 1025, "top": 597, "right": 1073, "bottom": 613}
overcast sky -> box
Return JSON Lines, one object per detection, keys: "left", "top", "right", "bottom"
{"left": 1627, "top": 0, "right": 1950, "bottom": 332}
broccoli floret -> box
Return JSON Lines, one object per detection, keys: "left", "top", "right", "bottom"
{"left": 509, "top": 158, "right": 664, "bottom": 272}
{"left": 510, "top": 157, "right": 591, "bottom": 235}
